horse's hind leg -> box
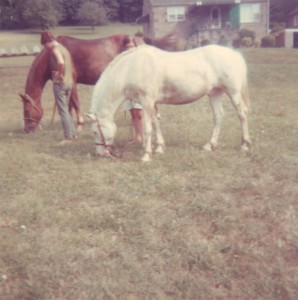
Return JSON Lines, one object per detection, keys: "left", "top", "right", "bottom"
{"left": 141, "top": 102, "right": 155, "bottom": 162}
{"left": 152, "top": 106, "right": 165, "bottom": 154}
{"left": 229, "top": 91, "right": 251, "bottom": 150}
{"left": 204, "top": 91, "right": 224, "bottom": 151}
{"left": 69, "top": 85, "right": 84, "bottom": 131}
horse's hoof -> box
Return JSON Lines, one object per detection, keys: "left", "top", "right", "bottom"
{"left": 78, "top": 116, "right": 84, "bottom": 125}
{"left": 85, "top": 113, "right": 96, "bottom": 121}
{"left": 241, "top": 143, "right": 249, "bottom": 151}
{"left": 203, "top": 143, "right": 215, "bottom": 151}
{"left": 77, "top": 125, "right": 83, "bottom": 132}
{"left": 141, "top": 153, "right": 151, "bottom": 162}
{"left": 154, "top": 145, "right": 164, "bottom": 154}
{"left": 95, "top": 152, "right": 117, "bottom": 159}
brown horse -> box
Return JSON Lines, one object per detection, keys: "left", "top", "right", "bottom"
{"left": 20, "top": 34, "right": 135, "bottom": 133}
{"left": 20, "top": 33, "right": 180, "bottom": 133}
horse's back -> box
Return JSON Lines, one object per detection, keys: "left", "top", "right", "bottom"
{"left": 198, "top": 45, "right": 247, "bottom": 73}
{"left": 94, "top": 44, "right": 248, "bottom": 106}
{"left": 56, "top": 35, "right": 127, "bottom": 84}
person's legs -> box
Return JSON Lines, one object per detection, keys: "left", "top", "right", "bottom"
{"left": 130, "top": 108, "right": 143, "bottom": 144}
{"left": 53, "top": 83, "right": 77, "bottom": 141}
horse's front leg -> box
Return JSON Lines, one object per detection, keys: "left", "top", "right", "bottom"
{"left": 229, "top": 91, "right": 251, "bottom": 151}
{"left": 203, "top": 92, "right": 224, "bottom": 151}
{"left": 69, "top": 85, "right": 84, "bottom": 131}
{"left": 141, "top": 105, "right": 154, "bottom": 162}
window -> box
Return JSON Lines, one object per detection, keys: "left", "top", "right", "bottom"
{"left": 240, "top": 3, "right": 260, "bottom": 23}
{"left": 167, "top": 7, "right": 185, "bottom": 22}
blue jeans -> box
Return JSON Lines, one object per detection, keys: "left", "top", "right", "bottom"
{"left": 53, "top": 82, "right": 77, "bottom": 139}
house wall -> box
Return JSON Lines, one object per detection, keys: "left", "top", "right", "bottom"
{"left": 143, "top": 1, "right": 269, "bottom": 46}
{"left": 151, "top": 7, "right": 177, "bottom": 38}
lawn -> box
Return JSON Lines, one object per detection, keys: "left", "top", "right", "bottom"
{"left": 0, "top": 26, "right": 298, "bottom": 299}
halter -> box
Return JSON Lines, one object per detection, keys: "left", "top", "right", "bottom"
{"left": 22, "top": 94, "right": 43, "bottom": 124}
{"left": 94, "top": 115, "right": 116, "bottom": 157}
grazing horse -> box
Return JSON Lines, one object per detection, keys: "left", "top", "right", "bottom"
{"left": 88, "top": 45, "right": 251, "bottom": 162}
{"left": 20, "top": 34, "right": 141, "bottom": 133}
{"left": 20, "top": 33, "right": 180, "bottom": 133}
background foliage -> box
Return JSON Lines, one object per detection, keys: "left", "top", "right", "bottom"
{"left": 0, "top": 0, "right": 143, "bottom": 28}
{"left": 1, "top": 0, "right": 297, "bottom": 29}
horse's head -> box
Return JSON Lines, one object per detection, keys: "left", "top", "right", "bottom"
{"left": 20, "top": 93, "right": 43, "bottom": 133}
{"left": 88, "top": 114, "right": 117, "bottom": 157}
{"left": 140, "top": 32, "right": 186, "bottom": 51}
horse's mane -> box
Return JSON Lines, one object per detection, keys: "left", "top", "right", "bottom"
{"left": 25, "top": 48, "right": 51, "bottom": 91}
{"left": 92, "top": 47, "right": 134, "bottom": 97}
{"left": 143, "top": 32, "right": 186, "bottom": 51}
{"left": 105, "top": 45, "right": 147, "bottom": 70}
{"left": 93, "top": 45, "right": 150, "bottom": 93}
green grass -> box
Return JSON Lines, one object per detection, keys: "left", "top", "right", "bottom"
{"left": 0, "top": 27, "right": 298, "bottom": 299}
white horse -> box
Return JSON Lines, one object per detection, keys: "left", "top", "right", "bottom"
{"left": 87, "top": 45, "right": 251, "bottom": 162}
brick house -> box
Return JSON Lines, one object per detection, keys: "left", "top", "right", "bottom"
{"left": 137, "top": 0, "right": 270, "bottom": 48}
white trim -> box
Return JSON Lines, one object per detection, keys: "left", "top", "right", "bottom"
{"left": 240, "top": 3, "right": 261, "bottom": 23}
{"left": 167, "top": 6, "right": 186, "bottom": 22}
{"left": 294, "top": 15, "right": 298, "bottom": 27}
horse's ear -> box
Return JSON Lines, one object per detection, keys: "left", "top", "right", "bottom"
{"left": 134, "top": 36, "right": 146, "bottom": 46}
{"left": 19, "top": 92, "right": 25, "bottom": 101}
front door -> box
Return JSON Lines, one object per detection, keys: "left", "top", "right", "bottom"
{"left": 210, "top": 7, "right": 221, "bottom": 29}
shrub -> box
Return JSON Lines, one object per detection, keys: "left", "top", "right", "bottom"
{"left": 239, "top": 28, "right": 256, "bottom": 41}
{"left": 254, "top": 39, "right": 261, "bottom": 48}
{"left": 218, "top": 34, "right": 228, "bottom": 46}
{"left": 261, "top": 35, "right": 276, "bottom": 48}
{"left": 270, "top": 23, "right": 285, "bottom": 34}
{"left": 241, "top": 37, "right": 254, "bottom": 48}
{"left": 232, "top": 39, "right": 241, "bottom": 48}
{"left": 233, "top": 28, "right": 256, "bottom": 48}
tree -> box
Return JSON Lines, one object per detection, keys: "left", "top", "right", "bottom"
{"left": 21, "top": 0, "right": 61, "bottom": 28}
{"left": 60, "top": 0, "right": 83, "bottom": 25}
{"left": 119, "top": 0, "right": 143, "bottom": 23}
{"left": 0, "top": 0, "right": 24, "bottom": 29}
{"left": 77, "top": 1, "right": 107, "bottom": 32}
{"left": 103, "top": 0, "right": 120, "bottom": 21}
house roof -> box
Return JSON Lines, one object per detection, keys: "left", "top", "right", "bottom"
{"left": 149, "top": 0, "right": 241, "bottom": 6}
{"left": 148, "top": 0, "right": 265, "bottom": 6}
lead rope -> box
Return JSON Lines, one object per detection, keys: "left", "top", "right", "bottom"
{"left": 24, "top": 94, "right": 43, "bottom": 116}
{"left": 23, "top": 94, "right": 44, "bottom": 123}
{"left": 94, "top": 115, "right": 117, "bottom": 158}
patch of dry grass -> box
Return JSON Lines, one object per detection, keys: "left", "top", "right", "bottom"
{"left": 0, "top": 30, "right": 298, "bottom": 299}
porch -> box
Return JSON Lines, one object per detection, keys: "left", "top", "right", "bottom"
{"left": 185, "top": 3, "right": 239, "bottom": 47}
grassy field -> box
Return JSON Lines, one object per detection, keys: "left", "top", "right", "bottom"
{"left": 0, "top": 26, "right": 298, "bottom": 299}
